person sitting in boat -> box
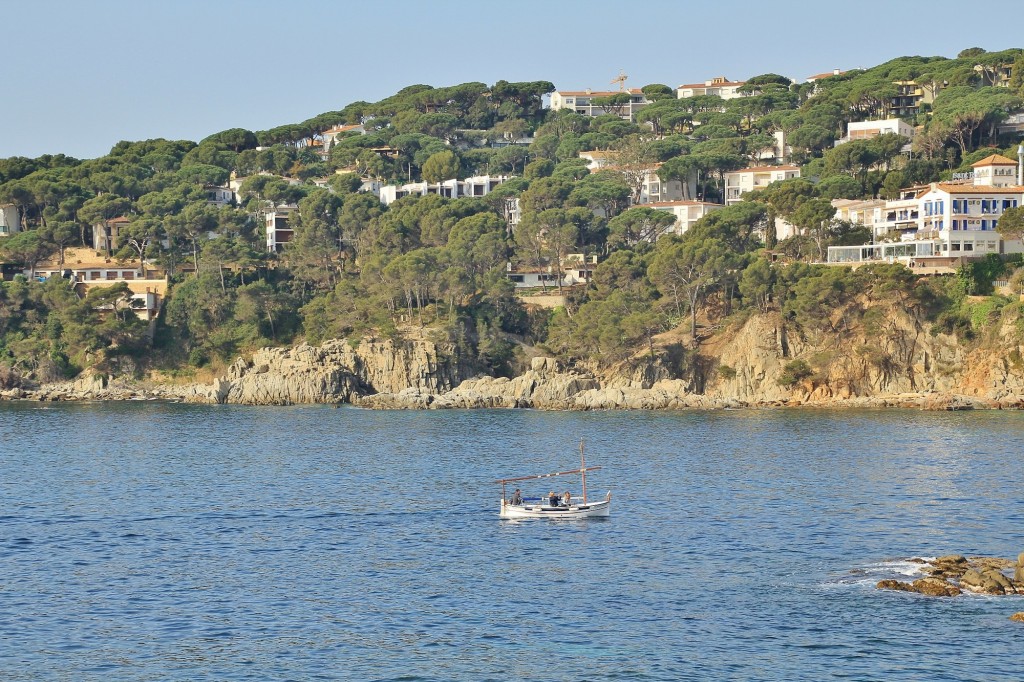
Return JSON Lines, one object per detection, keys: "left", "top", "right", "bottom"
{"left": 548, "top": 491, "right": 559, "bottom": 507}
{"left": 562, "top": 491, "right": 572, "bottom": 507}
{"left": 510, "top": 488, "right": 523, "bottom": 505}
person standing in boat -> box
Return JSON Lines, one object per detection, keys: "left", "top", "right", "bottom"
{"left": 510, "top": 488, "right": 523, "bottom": 505}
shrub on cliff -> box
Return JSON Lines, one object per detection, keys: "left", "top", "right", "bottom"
{"left": 777, "top": 359, "right": 813, "bottom": 388}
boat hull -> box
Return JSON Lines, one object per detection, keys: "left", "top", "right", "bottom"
{"left": 500, "top": 498, "right": 611, "bottom": 519}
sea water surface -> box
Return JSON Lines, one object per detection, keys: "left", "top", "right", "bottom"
{"left": 1, "top": 402, "right": 1023, "bottom": 680}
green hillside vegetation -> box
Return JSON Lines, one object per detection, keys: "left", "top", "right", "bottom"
{"left": 2, "top": 49, "right": 1024, "bottom": 387}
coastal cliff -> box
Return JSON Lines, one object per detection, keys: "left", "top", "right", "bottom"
{"left": 177, "top": 336, "right": 474, "bottom": 405}
{"left": 207, "top": 305, "right": 1018, "bottom": 410}
{"left": 10, "top": 302, "right": 1024, "bottom": 409}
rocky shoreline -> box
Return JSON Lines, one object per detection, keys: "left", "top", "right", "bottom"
{"left": 3, "top": 352, "right": 1022, "bottom": 411}
{"left": 5, "top": 306, "right": 1024, "bottom": 410}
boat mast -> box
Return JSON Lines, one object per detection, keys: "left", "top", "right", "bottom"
{"left": 580, "top": 437, "right": 588, "bottom": 504}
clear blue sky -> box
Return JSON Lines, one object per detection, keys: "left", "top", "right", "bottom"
{"left": 2, "top": 0, "right": 1017, "bottom": 160}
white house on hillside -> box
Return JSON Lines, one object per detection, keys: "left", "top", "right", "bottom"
{"left": 648, "top": 201, "right": 725, "bottom": 237}
{"left": 506, "top": 254, "right": 597, "bottom": 289}
{"left": 828, "top": 154, "right": 1024, "bottom": 265}
{"left": 378, "top": 175, "right": 509, "bottom": 206}
{"left": 320, "top": 124, "right": 366, "bottom": 157}
{"left": 837, "top": 118, "right": 915, "bottom": 146}
{"left": 549, "top": 89, "right": 649, "bottom": 120}
{"left": 676, "top": 77, "right": 745, "bottom": 100}
{"left": 205, "top": 185, "right": 235, "bottom": 207}
{"left": 265, "top": 204, "right": 296, "bottom": 253}
{"left": 723, "top": 165, "right": 801, "bottom": 205}
{"left": 0, "top": 204, "right": 21, "bottom": 237}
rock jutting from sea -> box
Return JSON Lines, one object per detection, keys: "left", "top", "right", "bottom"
{"left": 876, "top": 553, "right": 1024, "bottom": 600}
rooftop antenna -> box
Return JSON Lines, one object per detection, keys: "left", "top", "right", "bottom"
{"left": 610, "top": 70, "right": 628, "bottom": 92}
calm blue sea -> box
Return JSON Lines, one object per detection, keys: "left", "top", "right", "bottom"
{"left": 1, "top": 402, "right": 1022, "bottom": 681}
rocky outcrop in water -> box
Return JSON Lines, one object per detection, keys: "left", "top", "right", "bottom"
{"left": 876, "top": 554, "right": 1024, "bottom": 597}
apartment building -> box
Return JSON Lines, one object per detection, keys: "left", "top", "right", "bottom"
{"left": 647, "top": 201, "right": 725, "bottom": 237}
{"left": 723, "top": 165, "right": 801, "bottom": 205}
{"left": 549, "top": 89, "right": 650, "bottom": 120}
{"left": 676, "top": 76, "right": 745, "bottom": 100}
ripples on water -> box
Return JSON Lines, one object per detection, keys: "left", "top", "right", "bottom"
{"left": 1, "top": 403, "right": 1023, "bottom": 680}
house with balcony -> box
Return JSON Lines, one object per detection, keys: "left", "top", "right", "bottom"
{"left": 264, "top": 204, "right": 296, "bottom": 253}
{"left": 579, "top": 152, "right": 690, "bottom": 205}
{"left": 636, "top": 167, "right": 685, "bottom": 204}
{"left": 828, "top": 155, "right": 1024, "bottom": 265}
{"left": 205, "top": 185, "right": 235, "bottom": 207}
{"left": 78, "top": 279, "right": 166, "bottom": 322}
{"left": 378, "top": 175, "right": 510, "bottom": 206}
{"left": 549, "top": 89, "right": 650, "bottom": 120}
{"left": 321, "top": 123, "right": 366, "bottom": 154}
{"left": 92, "top": 216, "right": 133, "bottom": 254}
{"left": 506, "top": 254, "right": 597, "bottom": 289}
{"left": 838, "top": 118, "right": 915, "bottom": 146}
{"left": 832, "top": 198, "right": 887, "bottom": 234}
{"left": 0, "top": 204, "right": 21, "bottom": 237}
{"left": 723, "top": 165, "right": 801, "bottom": 205}
{"left": 885, "top": 80, "right": 942, "bottom": 120}
{"left": 676, "top": 77, "right": 745, "bottom": 101}
{"left": 648, "top": 201, "right": 725, "bottom": 237}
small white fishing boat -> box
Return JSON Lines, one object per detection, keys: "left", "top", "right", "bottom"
{"left": 496, "top": 439, "right": 611, "bottom": 519}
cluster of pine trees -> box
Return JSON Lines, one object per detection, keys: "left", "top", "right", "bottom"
{"left": 2, "top": 49, "right": 1024, "bottom": 386}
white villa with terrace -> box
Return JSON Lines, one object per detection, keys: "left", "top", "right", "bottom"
{"left": 377, "top": 175, "right": 509, "bottom": 206}
{"left": 648, "top": 201, "right": 724, "bottom": 236}
{"left": 548, "top": 89, "right": 650, "bottom": 120}
{"left": 723, "top": 165, "right": 801, "bottom": 205}
{"left": 676, "top": 77, "right": 745, "bottom": 100}
{"left": 828, "top": 153, "right": 1024, "bottom": 265}
{"left": 839, "top": 118, "right": 916, "bottom": 145}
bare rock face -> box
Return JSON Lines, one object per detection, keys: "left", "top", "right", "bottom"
{"left": 73, "top": 371, "right": 107, "bottom": 395}
{"left": 427, "top": 369, "right": 601, "bottom": 410}
{"left": 701, "top": 305, "right": 1024, "bottom": 407}
{"left": 1011, "top": 613, "right": 1024, "bottom": 623}
{"left": 711, "top": 314, "right": 792, "bottom": 403}
{"left": 195, "top": 336, "right": 473, "bottom": 406}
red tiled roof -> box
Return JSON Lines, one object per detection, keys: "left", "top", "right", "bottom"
{"left": 807, "top": 71, "right": 845, "bottom": 81}
{"left": 971, "top": 154, "right": 1018, "bottom": 167}
{"left": 930, "top": 183, "right": 1024, "bottom": 194}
